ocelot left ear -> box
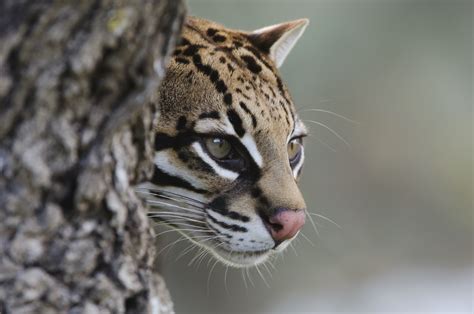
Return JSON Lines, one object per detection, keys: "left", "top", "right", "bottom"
{"left": 246, "top": 19, "right": 309, "bottom": 68}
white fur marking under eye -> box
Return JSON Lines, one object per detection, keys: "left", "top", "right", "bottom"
{"left": 241, "top": 133, "right": 263, "bottom": 167}
{"left": 292, "top": 146, "right": 305, "bottom": 178}
{"left": 154, "top": 151, "right": 205, "bottom": 189}
{"left": 191, "top": 142, "right": 239, "bottom": 180}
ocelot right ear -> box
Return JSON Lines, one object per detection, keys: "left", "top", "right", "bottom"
{"left": 246, "top": 19, "right": 309, "bottom": 68}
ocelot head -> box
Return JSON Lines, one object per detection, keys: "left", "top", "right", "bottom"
{"left": 138, "top": 16, "right": 309, "bottom": 267}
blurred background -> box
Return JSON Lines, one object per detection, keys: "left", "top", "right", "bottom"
{"left": 159, "top": 0, "right": 473, "bottom": 313}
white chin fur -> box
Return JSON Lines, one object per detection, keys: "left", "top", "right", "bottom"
{"left": 211, "top": 246, "right": 273, "bottom": 268}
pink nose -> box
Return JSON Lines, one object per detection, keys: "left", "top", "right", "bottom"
{"left": 264, "top": 208, "right": 306, "bottom": 245}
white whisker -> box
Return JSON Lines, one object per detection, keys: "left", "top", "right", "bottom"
{"left": 146, "top": 199, "right": 204, "bottom": 214}
{"left": 300, "top": 108, "right": 359, "bottom": 125}
{"left": 289, "top": 242, "right": 298, "bottom": 256}
{"left": 304, "top": 208, "right": 320, "bottom": 237}
{"left": 224, "top": 265, "right": 230, "bottom": 295}
{"left": 148, "top": 213, "right": 205, "bottom": 225}
{"left": 207, "top": 259, "right": 220, "bottom": 295}
{"left": 309, "top": 212, "right": 342, "bottom": 229}
{"left": 300, "top": 231, "right": 315, "bottom": 247}
{"left": 255, "top": 264, "right": 270, "bottom": 288}
{"left": 262, "top": 262, "right": 273, "bottom": 278}
{"left": 154, "top": 227, "right": 209, "bottom": 237}
{"left": 306, "top": 133, "right": 337, "bottom": 152}
{"left": 241, "top": 268, "right": 248, "bottom": 289}
{"left": 151, "top": 220, "right": 209, "bottom": 231}
{"left": 246, "top": 267, "right": 255, "bottom": 287}
{"left": 304, "top": 119, "right": 351, "bottom": 148}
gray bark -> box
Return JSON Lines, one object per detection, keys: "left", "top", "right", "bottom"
{"left": 0, "top": 0, "right": 185, "bottom": 313}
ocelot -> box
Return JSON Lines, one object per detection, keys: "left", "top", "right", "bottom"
{"left": 138, "top": 16, "right": 309, "bottom": 267}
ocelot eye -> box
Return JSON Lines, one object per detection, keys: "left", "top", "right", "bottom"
{"left": 205, "top": 137, "right": 233, "bottom": 159}
{"left": 288, "top": 138, "right": 303, "bottom": 167}
{"left": 202, "top": 136, "right": 246, "bottom": 172}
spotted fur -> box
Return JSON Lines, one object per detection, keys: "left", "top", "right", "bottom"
{"left": 138, "top": 16, "right": 309, "bottom": 267}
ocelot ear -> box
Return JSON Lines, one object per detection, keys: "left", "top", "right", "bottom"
{"left": 247, "top": 19, "right": 309, "bottom": 68}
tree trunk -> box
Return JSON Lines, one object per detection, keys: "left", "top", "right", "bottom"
{"left": 0, "top": 1, "right": 185, "bottom": 313}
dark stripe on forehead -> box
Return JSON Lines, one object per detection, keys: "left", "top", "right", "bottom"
{"left": 227, "top": 109, "right": 245, "bottom": 137}
{"left": 279, "top": 100, "right": 292, "bottom": 127}
{"left": 152, "top": 166, "right": 207, "bottom": 194}
{"left": 190, "top": 52, "right": 233, "bottom": 106}
{"left": 238, "top": 101, "right": 257, "bottom": 128}
{"left": 243, "top": 43, "right": 294, "bottom": 108}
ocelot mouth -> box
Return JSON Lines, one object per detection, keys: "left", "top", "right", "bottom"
{"left": 210, "top": 245, "right": 273, "bottom": 268}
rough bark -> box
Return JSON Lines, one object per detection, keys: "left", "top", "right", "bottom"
{"left": 0, "top": 0, "right": 185, "bottom": 313}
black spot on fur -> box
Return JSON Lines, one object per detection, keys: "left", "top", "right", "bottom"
{"left": 206, "top": 28, "right": 218, "bottom": 36}
{"left": 251, "top": 187, "right": 262, "bottom": 198}
{"left": 244, "top": 44, "right": 274, "bottom": 71}
{"left": 233, "top": 40, "right": 243, "bottom": 48}
{"left": 180, "top": 37, "right": 191, "bottom": 46}
{"left": 227, "top": 109, "right": 245, "bottom": 137}
{"left": 209, "top": 69, "right": 219, "bottom": 82}
{"left": 228, "top": 211, "right": 250, "bottom": 223}
{"left": 215, "top": 80, "right": 228, "bottom": 93}
{"left": 177, "top": 151, "right": 189, "bottom": 162}
{"left": 223, "top": 93, "right": 233, "bottom": 105}
{"left": 175, "top": 57, "right": 190, "bottom": 64}
{"left": 209, "top": 196, "right": 228, "bottom": 215}
{"left": 199, "top": 111, "right": 220, "bottom": 119}
{"left": 213, "top": 34, "right": 227, "bottom": 42}
{"left": 241, "top": 55, "right": 262, "bottom": 74}
{"left": 183, "top": 44, "right": 203, "bottom": 56}
{"left": 176, "top": 116, "right": 187, "bottom": 131}
{"left": 219, "top": 56, "right": 226, "bottom": 63}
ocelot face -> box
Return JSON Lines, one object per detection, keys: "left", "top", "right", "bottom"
{"left": 138, "top": 16, "right": 309, "bottom": 267}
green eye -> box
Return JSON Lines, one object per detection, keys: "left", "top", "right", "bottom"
{"left": 288, "top": 138, "right": 303, "bottom": 164}
{"left": 205, "top": 137, "right": 232, "bottom": 159}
